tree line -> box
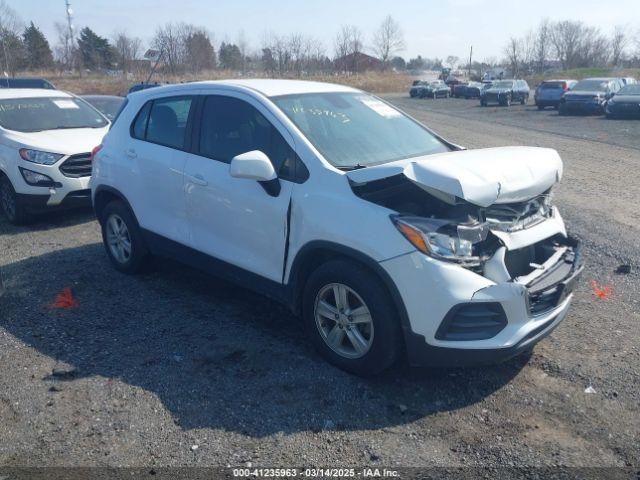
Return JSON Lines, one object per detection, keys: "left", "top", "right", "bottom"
{"left": 2, "top": 0, "right": 640, "bottom": 79}
{"left": 0, "top": 0, "right": 406, "bottom": 77}
{"left": 503, "top": 19, "right": 639, "bottom": 77}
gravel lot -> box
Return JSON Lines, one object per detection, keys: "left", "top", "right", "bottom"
{"left": 0, "top": 94, "right": 639, "bottom": 472}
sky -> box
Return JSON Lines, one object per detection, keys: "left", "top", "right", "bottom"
{"left": 9, "top": 0, "right": 640, "bottom": 62}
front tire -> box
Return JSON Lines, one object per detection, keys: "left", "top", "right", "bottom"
{"left": 303, "top": 259, "right": 401, "bottom": 376}
{"left": 0, "top": 176, "right": 30, "bottom": 225}
{"left": 100, "top": 200, "right": 150, "bottom": 274}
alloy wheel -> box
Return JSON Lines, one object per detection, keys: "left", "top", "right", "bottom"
{"left": 105, "top": 213, "right": 132, "bottom": 264}
{"left": 314, "top": 283, "right": 374, "bottom": 359}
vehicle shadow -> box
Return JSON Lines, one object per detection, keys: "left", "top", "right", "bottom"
{"left": 0, "top": 243, "right": 527, "bottom": 437}
{"left": 0, "top": 207, "right": 96, "bottom": 235}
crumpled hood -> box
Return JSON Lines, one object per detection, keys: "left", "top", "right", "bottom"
{"left": 346, "top": 146, "right": 563, "bottom": 207}
{"left": 3, "top": 127, "right": 109, "bottom": 156}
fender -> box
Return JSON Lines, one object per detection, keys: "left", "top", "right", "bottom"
{"left": 287, "top": 240, "right": 413, "bottom": 339}
{"left": 92, "top": 184, "right": 137, "bottom": 222}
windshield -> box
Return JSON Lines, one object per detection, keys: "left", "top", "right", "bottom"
{"left": 541, "top": 81, "right": 565, "bottom": 89}
{"left": 82, "top": 96, "right": 124, "bottom": 120}
{"left": 0, "top": 96, "right": 108, "bottom": 132}
{"left": 618, "top": 84, "right": 640, "bottom": 95}
{"left": 273, "top": 92, "right": 450, "bottom": 168}
{"left": 492, "top": 81, "right": 514, "bottom": 89}
{"left": 572, "top": 80, "right": 608, "bottom": 92}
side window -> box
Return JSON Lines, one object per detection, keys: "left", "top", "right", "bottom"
{"left": 146, "top": 96, "right": 193, "bottom": 149}
{"left": 198, "top": 95, "right": 307, "bottom": 181}
{"left": 131, "top": 101, "right": 151, "bottom": 139}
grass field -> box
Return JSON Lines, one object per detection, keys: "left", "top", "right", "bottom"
{"left": 23, "top": 70, "right": 415, "bottom": 96}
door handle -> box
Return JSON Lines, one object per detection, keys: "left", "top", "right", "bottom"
{"left": 125, "top": 148, "right": 137, "bottom": 159}
{"left": 186, "top": 173, "right": 208, "bottom": 186}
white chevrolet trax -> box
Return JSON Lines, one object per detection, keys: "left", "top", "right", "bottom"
{"left": 0, "top": 89, "right": 110, "bottom": 224}
{"left": 91, "top": 80, "right": 583, "bottom": 376}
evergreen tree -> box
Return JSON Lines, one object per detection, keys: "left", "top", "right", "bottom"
{"left": 22, "top": 22, "right": 53, "bottom": 69}
{"left": 77, "top": 27, "right": 114, "bottom": 69}
{"left": 218, "top": 42, "right": 242, "bottom": 70}
{"left": 0, "top": 28, "right": 25, "bottom": 73}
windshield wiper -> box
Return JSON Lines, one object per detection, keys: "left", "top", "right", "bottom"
{"left": 336, "top": 163, "right": 367, "bottom": 171}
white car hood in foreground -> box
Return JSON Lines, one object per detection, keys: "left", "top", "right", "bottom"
{"left": 3, "top": 127, "right": 109, "bottom": 156}
{"left": 346, "top": 146, "right": 563, "bottom": 207}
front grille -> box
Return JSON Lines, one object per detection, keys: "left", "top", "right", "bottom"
{"left": 59, "top": 153, "right": 92, "bottom": 178}
{"left": 436, "top": 303, "right": 507, "bottom": 341}
{"left": 484, "top": 194, "right": 551, "bottom": 232}
{"left": 528, "top": 287, "right": 562, "bottom": 316}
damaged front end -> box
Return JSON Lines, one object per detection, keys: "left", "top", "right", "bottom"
{"left": 351, "top": 171, "right": 583, "bottom": 324}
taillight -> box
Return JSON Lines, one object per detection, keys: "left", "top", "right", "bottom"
{"left": 90, "top": 144, "right": 103, "bottom": 159}
{"left": 562, "top": 82, "right": 568, "bottom": 91}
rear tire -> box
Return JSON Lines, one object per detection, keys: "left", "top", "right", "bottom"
{"left": 537, "top": 104, "right": 544, "bottom": 110}
{"left": 302, "top": 259, "right": 401, "bottom": 376}
{"left": 100, "top": 200, "right": 150, "bottom": 274}
{"left": 0, "top": 176, "right": 30, "bottom": 225}
{"left": 520, "top": 95, "right": 526, "bottom": 105}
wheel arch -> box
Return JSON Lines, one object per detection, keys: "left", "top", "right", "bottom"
{"left": 93, "top": 185, "right": 137, "bottom": 224}
{"left": 288, "top": 241, "right": 412, "bottom": 339}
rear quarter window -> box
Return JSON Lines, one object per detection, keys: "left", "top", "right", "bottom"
{"left": 131, "top": 101, "right": 152, "bottom": 139}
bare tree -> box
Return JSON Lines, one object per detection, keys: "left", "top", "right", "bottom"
{"left": 549, "top": 20, "right": 609, "bottom": 69}
{"left": 372, "top": 15, "right": 405, "bottom": 70}
{"left": 0, "top": 0, "right": 24, "bottom": 74}
{"left": 237, "top": 30, "right": 248, "bottom": 73}
{"left": 53, "top": 21, "right": 76, "bottom": 71}
{"left": 504, "top": 37, "right": 523, "bottom": 77}
{"left": 152, "top": 23, "right": 185, "bottom": 74}
{"left": 113, "top": 31, "right": 143, "bottom": 74}
{"left": 445, "top": 55, "right": 459, "bottom": 70}
{"left": 533, "top": 19, "right": 551, "bottom": 73}
{"left": 334, "top": 25, "right": 363, "bottom": 74}
{"left": 610, "top": 25, "right": 628, "bottom": 67}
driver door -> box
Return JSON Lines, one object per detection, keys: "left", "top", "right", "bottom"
{"left": 183, "top": 93, "right": 296, "bottom": 283}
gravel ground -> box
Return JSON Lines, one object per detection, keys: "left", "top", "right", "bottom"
{"left": 0, "top": 95, "right": 638, "bottom": 472}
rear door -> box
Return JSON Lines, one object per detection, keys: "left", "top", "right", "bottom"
{"left": 126, "top": 95, "right": 195, "bottom": 243}
{"left": 183, "top": 93, "right": 299, "bottom": 282}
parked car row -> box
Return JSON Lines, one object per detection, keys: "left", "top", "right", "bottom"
{"left": 410, "top": 80, "right": 451, "bottom": 98}
{"left": 408, "top": 76, "right": 640, "bottom": 118}
{"left": 1, "top": 79, "right": 583, "bottom": 376}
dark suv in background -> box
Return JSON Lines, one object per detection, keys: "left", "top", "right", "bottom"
{"left": 480, "top": 79, "right": 530, "bottom": 106}
{"left": 559, "top": 78, "right": 623, "bottom": 115}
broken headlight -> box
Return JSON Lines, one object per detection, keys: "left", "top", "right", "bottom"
{"left": 392, "top": 215, "right": 489, "bottom": 267}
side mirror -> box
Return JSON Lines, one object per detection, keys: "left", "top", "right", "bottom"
{"left": 229, "top": 150, "right": 281, "bottom": 197}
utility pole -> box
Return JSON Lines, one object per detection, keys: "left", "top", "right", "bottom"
{"left": 65, "top": 0, "right": 75, "bottom": 70}
{"left": 468, "top": 45, "right": 473, "bottom": 80}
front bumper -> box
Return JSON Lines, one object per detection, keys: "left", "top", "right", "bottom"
{"left": 606, "top": 103, "right": 640, "bottom": 118}
{"left": 535, "top": 98, "right": 560, "bottom": 108}
{"left": 12, "top": 153, "right": 92, "bottom": 207}
{"left": 17, "top": 189, "right": 92, "bottom": 212}
{"left": 560, "top": 100, "right": 605, "bottom": 114}
{"left": 380, "top": 220, "right": 583, "bottom": 367}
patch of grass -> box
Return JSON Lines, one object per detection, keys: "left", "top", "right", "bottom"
{"left": 18, "top": 70, "right": 413, "bottom": 96}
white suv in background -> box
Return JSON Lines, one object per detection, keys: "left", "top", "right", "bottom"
{"left": 0, "top": 88, "right": 109, "bottom": 224}
{"left": 91, "top": 80, "right": 582, "bottom": 376}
